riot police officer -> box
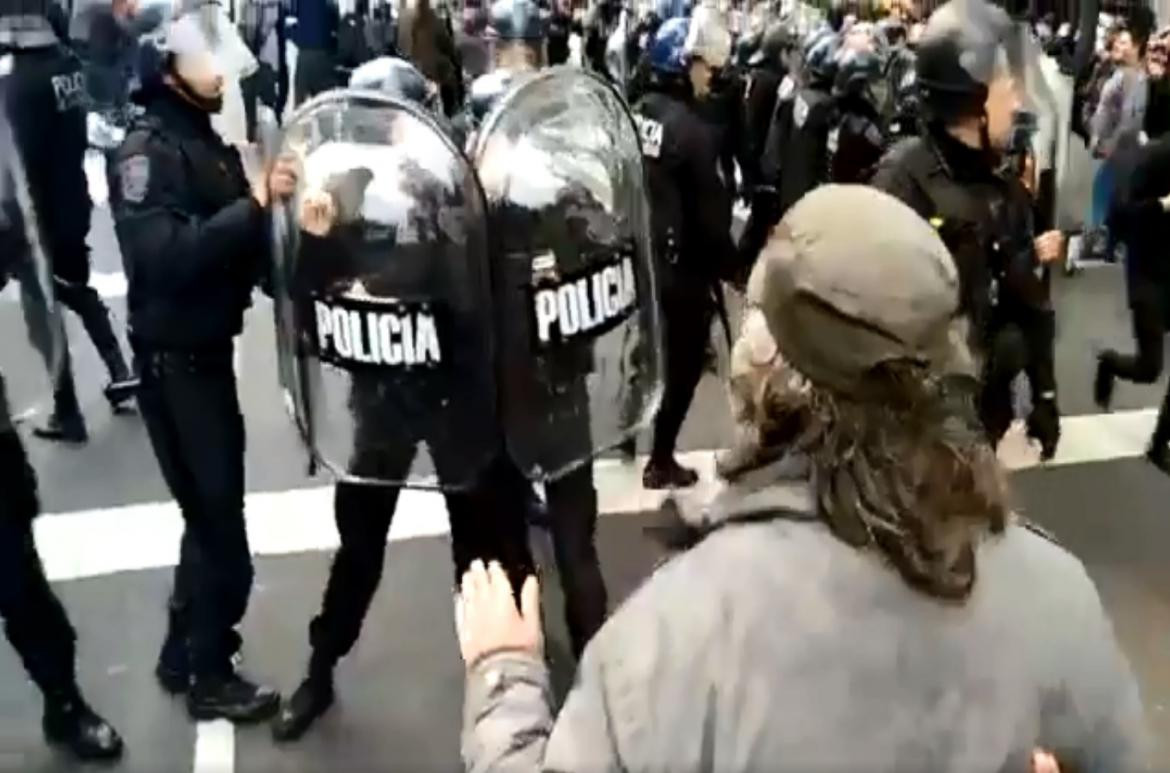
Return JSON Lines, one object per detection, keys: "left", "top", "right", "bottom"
{"left": 759, "top": 27, "right": 838, "bottom": 221}
{"left": 633, "top": 17, "right": 735, "bottom": 488}
{"left": 465, "top": 0, "right": 615, "bottom": 658}
{"left": 455, "top": 0, "right": 545, "bottom": 147}
{"left": 0, "top": 370, "right": 124, "bottom": 760}
{"left": 0, "top": 67, "right": 123, "bottom": 762}
{"left": 270, "top": 56, "right": 538, "bottom": 742}
{"left": 829, "top": 46, "right": 885, "bottom": 183}
{"left": 1, "top": 0, "right": 135, "bottom": 445}
{"left": 870, "top": 0, "right": 1064, "bottom": 458}
{"left": 108, "top": 2, "right": 298, "bottom": 722}
{"left": 742, "top": 21, "right": 793, "bottom": 192}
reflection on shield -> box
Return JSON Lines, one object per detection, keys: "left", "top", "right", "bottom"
{"left": 271, "top": 91, "right": 498, "bottom": 489}
{"left": 0, "top": 69, "right": 67, "bottom": 426}
{"left": 472, "top": 67, "right": 664, "bottom": 482}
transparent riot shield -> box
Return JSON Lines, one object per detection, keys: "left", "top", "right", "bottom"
{"left": 272, "top": 90, "right": 500, "bottom": 489}
{"left": 472, "top": 67, "right": 664, "bottom": 481}
{"left": 0, "top": 62, "right": 67, "bottom": 426}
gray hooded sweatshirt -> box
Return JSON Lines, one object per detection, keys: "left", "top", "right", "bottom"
{"left": 462, "top": 458, "right": 1148, "bottom": 773}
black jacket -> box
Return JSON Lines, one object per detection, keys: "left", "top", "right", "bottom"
{"left": 761, "top": 84, "right": 834, "bottom": 218}
{"left": 3, "top": 44, "right": 91, "bottom": 278}
{"left": 632, "top": 82, "right": 734, "bottom": 280}
{"left": 1111, "top": 136, "right": 1170, "bottom": 311}
{"left": 110, "top": 87, "right": 267, "bottom": 349}
{"left": 871, "top": 126, "right": 1047, "bottom": 335}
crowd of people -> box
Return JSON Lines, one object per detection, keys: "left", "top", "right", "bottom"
{"left": 0, "top": 0, "right": 1163, "bottom": 768}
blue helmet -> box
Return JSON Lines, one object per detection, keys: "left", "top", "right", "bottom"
{"left": 349, "top": 56, "right": 438, "bottom": 112}
{"left": 648, "top": 16, "right": 689, "bottom": 75}
{"left": 487, "top": 0, "right": 545, "bottom": 41}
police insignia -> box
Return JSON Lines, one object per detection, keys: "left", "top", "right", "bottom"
{"left": 119, "top": 155, "right": 150, "bottom": 204}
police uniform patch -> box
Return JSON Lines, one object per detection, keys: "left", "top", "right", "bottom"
{"left": 633, "top": 114, "right": 664, "bottom": 159}
{"left": 119, "top": 155, "right": 151, "bottom": 204}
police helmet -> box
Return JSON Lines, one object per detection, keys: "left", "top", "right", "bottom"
{"left": 802, "top": 28, "right": 838, "bottom": 85}
{"left": 0, "top": 0, "right": 59, "bottom": 48}
{"left": 749, "top": 20, "right": 795, "bottom": 68}
{"left": 735, "top": 29, "right": 761, "bottom": 68}
{"left": 913, "top": 0, "right": 1016, "bottom": 122}
{"left": 648, "top": 16, "right": 689, "bottom": 74}
{"left": 487, "top": 0, "right": 546, "bottom": 40}
{"left": 833, "top": 47, "right": 880, "bottom": 97}
{"left": 349, "top": 56, "right": 439, "bottom": 112}
{"left": 686, "top": 2, "right": 731, "bottom": 69}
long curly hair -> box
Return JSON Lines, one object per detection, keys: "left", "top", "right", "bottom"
{"left": 741, "top": 347, "right": 1009, "bottom": 601}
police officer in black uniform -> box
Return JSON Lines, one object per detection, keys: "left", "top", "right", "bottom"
{"left": 0, "top": 370, "right": 124, "bottom": 760}
{"left": 760, "top": 27, "right": 838, "bottom": 221}
{"left": 0, "top": 59, "right": 123, "bottom": 756}
{"left": 870, "top": 0, "right": 1064, "bottom": 458}
{"left": 1, "top": 0, "right": 135, "bottom": 445}
{"left": 467, "top": 0, "right": 612, "bottom": 655}
{"left": 271, "top": 56, "right": 538, "bottom": 742}
{"left": 108, "top": 2, "right": 298, "bottom": 722}
{"left": 829, "top": 46, "right": 885, "bottom": 183}
{"left": 742, "top": 21, "right": 792, "bottom": 192}
{"left": 633, "top": 16, "right": 735, "bottom": 488}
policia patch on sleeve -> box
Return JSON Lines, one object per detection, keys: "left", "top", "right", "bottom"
{"left": 119, "top": 155, "right": 151, "bottom": 204}
{"left": 308, "top": 294, "right": 446, "bottom": 371}
{"left": 526, "top": 247, "right": 639, "bottom": 350}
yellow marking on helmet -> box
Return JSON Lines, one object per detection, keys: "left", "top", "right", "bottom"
{"left": 929, "top": 216, "right": 944, "bottom": 229}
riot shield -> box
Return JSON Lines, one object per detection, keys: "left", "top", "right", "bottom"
{"left": 272, "top": 90, "right": 499, "bottom": 489}
{"left": 472, "top": 67, "right": 664, "bottom": 481}
{"left": 0, "top": 62, "right": 67, "bottom": 426}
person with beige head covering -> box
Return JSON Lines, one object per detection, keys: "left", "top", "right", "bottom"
{"left": 454, "top": 185, "right": 1147, "bottom": 773}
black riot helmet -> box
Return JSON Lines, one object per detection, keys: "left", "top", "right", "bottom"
{"left": 349, "top": 56, "right": 442, "bottom": 114}
{"left": 0, "top": 0, "right": 59, "bottom": 48}
{"left": 833, "top": 47, "right": 881, "bottom": 100}
{"left": 486, "top": 0, "right": 546, "bottom": 70}
{"left": 913, "top": 0, "right": 1019, "bottom": 124}
{"left": 749, "top": 20, "right": 795, "bottom": 70}
{"left": 801, "top": 27, "right": 838, "bottom": 88}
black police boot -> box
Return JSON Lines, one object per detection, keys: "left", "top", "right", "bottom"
{"left": 42, "top": 691, "right": 124, "bottom": 762}
{"left": 272, "top": 657, "right": 336, "bottom": 743}
{"left": 187, "top": 671, "right": 280, "bottom": 723}
{"left": 33, "top": 411, "right": 89, "bottom": 444}
{"left": 1146, "top": 441, "right": 1170, "bottom": 476}
{"left": 33, "top": 366, "right": 88, "bottom": 444}
{"left": 1026, "top": 398, "right": 1061, "bottom": 462}
{"left": 103, "top": 378, "right": 138, "bottom": 413}
{"left": 643, "top": 457, "right": 699, "bottom": 489}
{"left": 155, "top": 607, "right": 190, "bottom": 695}
{"left": 1094, "top": 355, "right": 1116, "bottom": 412}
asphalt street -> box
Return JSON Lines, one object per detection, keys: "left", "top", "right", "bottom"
{"left": 0, "top": 184, "right": 1168, "bottom": 771}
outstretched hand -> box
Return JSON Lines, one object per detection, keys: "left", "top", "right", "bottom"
{"left": 456, "top": 560, "right": 542, "bottom": 669}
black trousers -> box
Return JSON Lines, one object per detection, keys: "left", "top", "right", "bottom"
{"left": 134, "top": 346, "right": 252, "bottom": 679}
{"left": 980, "top": 309, "right": 1057, "bottom": 444}
{"left": 1102, "top": 297, "right": 1170, "bottom": 447}
{"left": 308, "top": 454, "right": 536, "bottom": 665}
{"left": 15, "top": 253, "right": 128, "bottom": 420}
{"left": 652, "top": 270, "right": 715, "bottom": 461}
{"left": 545, "top": 465, "right": 606, "bottom": 657}
{"left": 0, "top": 425, "right": 77, "bottom": 699}
{"left": 294, "top": 49, "right": 338, "bottom": 107}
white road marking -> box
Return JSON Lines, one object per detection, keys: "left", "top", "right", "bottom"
{"left": 193, "top": 719, "right": 235, "bottom": 773}
{"left": 33, "top": 408, "right": 1158, "bottom": 585}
